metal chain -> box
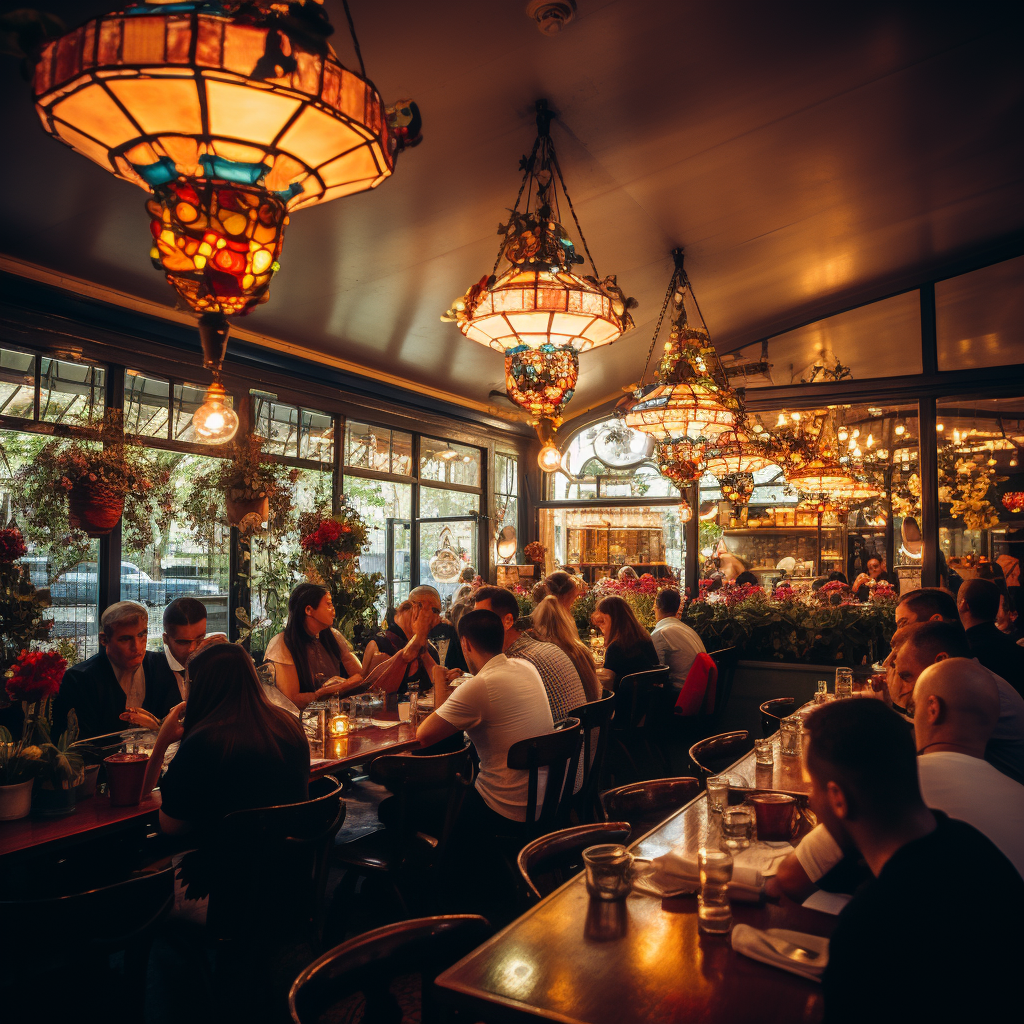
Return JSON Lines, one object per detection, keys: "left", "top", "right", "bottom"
{"left": 639, "top": 267, "right": 679, "bottom": 387}
{"left": 341, "top": 0, "right": 366, "bottom": 79}
{"left": 682, "top": 268, "right": 730, "bottom": 386}
{"left": 491, "top": 136, "right": 541, "bottom": 279}
{"left": 548, "top": 146, "right": 599, "bottom": 279}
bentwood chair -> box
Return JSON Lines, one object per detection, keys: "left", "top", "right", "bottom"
{"left": 0, "top": 867, "right": 175, "bottom": 1015}
{"left": 688, "top": 729, "right": 753, "bottom": 779}
{"left": 708, "top": 646, "right": 740, "bottom": 723}
{"left": 568, "top": 689, "right": 616, "bottom": 822}
{"left": 506, "top": 717, "right": 585, "bottom": 837}
{"left": 517, "top": 822, "right": 632, "bottom": 906}
{"left": 760, "top": 697, "right": 796, "bottom": 736}
{"left": 610, "top": 665, "right": 671, "bottom": 781}
{"left": 599, "top": 777, "right": 701, "bottom": 843}
{"left": 289, "top": 915, "right": 493, "bottom": 1024}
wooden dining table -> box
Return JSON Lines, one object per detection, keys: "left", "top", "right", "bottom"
{"left": 312, "top": 717, "right": 419, "bottom": 777}
{"left": 731, "top": 732, "right": 814, "bottom": 798}
{"left": 436, "top": 743, "right": 835, "bottom": 1024}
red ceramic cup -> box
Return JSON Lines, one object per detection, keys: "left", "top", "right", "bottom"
{"left": 750, "top": 793, "right": 797, "bottom": 841}
{"left": 103, "top": 753, "right": 149, "bottom": 807}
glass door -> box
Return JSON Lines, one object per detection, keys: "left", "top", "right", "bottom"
{"left": 386, "top": 517, "right": 412, "bottom": 609}
{"left": 416, "top": 513, "right": 479, "bottom": 606}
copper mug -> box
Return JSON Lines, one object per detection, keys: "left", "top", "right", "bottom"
{"left": 749, "top": 793, "right": 798, "bottom": 842}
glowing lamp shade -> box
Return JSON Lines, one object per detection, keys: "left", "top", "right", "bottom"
{"left": 537, "top": 444, "right": 563, "bottom": 473}
{"left": 655, "top": 439, "right": 705, "bottom": 486}
{"left": 831, "top": 477, "right": 881, "bottom": 502}
{"left": 192, "top": 380, "right": 238, "bottom": 444}
{"left": 678, "top": 501, "right": 693, "bottom": 523}
{"left": 703, "top": 429, "right": 773, "bottom": 477}
{"left": 625, "top": 381, "right": 736, "bottom": 441}
{"left": 456, "top": 267, "right": 626, "bottom": 354}
{"left": 787, "top": 461, "right": 858, "bottom": 495}
{"left": 32, "top": 4, "right": 394, "bottom": 214}
{"left": 505, "top": 344, "right": 578, "bottom": 421}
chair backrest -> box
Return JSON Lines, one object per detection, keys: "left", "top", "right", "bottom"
{"left": 674, "top": 653, "right": 717, "bottom": 717}
{"left": 599, "top": 777, "right": 701, "bottom": 841}
{"left": 207, "top": 774, "right": 346, "bottom": 943}
{"left": 0, "top": 866, "right": 175, "bottom": 953}
{"left": 568, "top": 689, "right": 616, "bottom": 822}
{"left": 517, "top": 822, "right": 631, "bottom": 904}
{"left": 289, "top": 914, "right": 493, "bottom": 1024}
{"left": 760, "top": 697, "right": 796, "bottom": 736}
{"left": 507, "top": 717, "right": 584, "bottom": 831}
{"left": 688, "top": 729, "right": 752, "bottom": 777}
{"left": 708, "top": 646, "right": 740, "bottom": 721}
{"left": 614, "top": 666, "right": 671, "bottom": 739}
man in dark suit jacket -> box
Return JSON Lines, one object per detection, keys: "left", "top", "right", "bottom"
{"left": 959, "top": 578, "right": 1024, "bottom": 699}
{"left": 52, "top": 601, "right": 179, "bottom": 741}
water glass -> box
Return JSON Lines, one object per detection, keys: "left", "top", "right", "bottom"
{"left": 754, "top": 738, "right": 774, "bottom": 766}
{"left": 835, "top": 667, "right": 854, "bottom": 700}
{"left": 779, "top": 715, "right": 802, "bottom": 758}
{"left": 720, "top": 806, "right": 753, "bottom": 852}
{"left": 397, "top": 700, "right": 411, "bottom": 722}
{"left": 583, "top": 844, "right": 634, "bottom": 901}
{"left": 352, "top": 695, "right": 373, "bottom": 729}
{"left": 697, "top": 847, "right": 733, "bottom": 934}
{"left": 817, "top": 678, "right": 828, "bottom": 697}
{"left": 706, "top": 775, "right": 729, "bottom": 814}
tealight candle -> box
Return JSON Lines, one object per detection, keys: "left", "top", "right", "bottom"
{"left": 328, "top": 713, "right": 350, "bottom": 737}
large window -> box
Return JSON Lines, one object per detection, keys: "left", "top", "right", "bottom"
{"left": 344, "top": 420, "right": 413, "bottom": 476}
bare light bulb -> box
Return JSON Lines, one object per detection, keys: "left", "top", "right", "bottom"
{"left": 837, "top": 428, "right": 849, "bottom": 441}
{"left": 790, "top": 412, "right": 801, "bottom": 422}
{"left": 537, "top": 445, "right": 562, "bottom": 473}
{"left": 777, "top": 413, "right": 787, "bottom": 428}
{"left": 678, "top": 502, "right": 693, "bottom": 523}
{"left": 193, "top": 380, "right": 239, "bottom": 444}
{"left": 895, "top": 424, "right": 905, "bottom": 436}
{"left": 936, "top": 423, "right": 944, "bottom": 431}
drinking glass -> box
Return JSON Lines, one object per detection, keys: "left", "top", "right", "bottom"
{"left": 720, "top": 806, "right": 753, "bottom": 851}
{"left": 697, "top": 847, "right": 733, "bottom": 934}
{"left": 754, "top": 738, "right": 774, "bottom": 767}
{"left": 351, "top": 695, "right": 372, "bottom": 729}
{"left": 817, "top": 678, "right": 828, "bottom": 697}
{"left": 835, "top": 667, "right": 854, "bottom": 700}
{"left": 706, "top": 775, "right": 729, "bottom": 814}
{"left": 750, "top": 793, "right": 798, "bottom": 841}
{"left": 779, "top": 715, "right": 802, "bottom": 758}
{"left": 583, "top": 844, "right": 634, "bottom": 901}
{"left": 397, "top": 700, "right": 411, "bottom": 722}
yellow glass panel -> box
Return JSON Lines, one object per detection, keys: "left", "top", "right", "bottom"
{"left": 222, "top": 23, "right": 266, "bottom": 77}
{"left": 206, "top": 79, "right": 301, "bottom": 146}
{"left": 264, "top": 152, "right": 305, "bottom": 192}
{"left": 157, "top": 135, "right": 201, "bottom": 174}
{"left": 122, "top": 16, "right": 166, "bottom": 65}
{"left": 53, "top": 120, "right": 114, "bottom": 170}
{"left": 53, "top": 82, "right": 137, "bottom": 147}
{"left": 210, "top": 139, "right": 270, "bottom": 164}
{"left": 318, "top": 144, "right": 379, "bottom": 186}
{"left": 583, "top": 318, "right": 620, "bottom": 344}
{"left": 108, "top": 76, "right": 202, "bottom": 135}
{"left": 277, "top": 105, "right": 364, "bottom": 169}
{"left": 551, "top": 312, "right": 586, "bottom": 336}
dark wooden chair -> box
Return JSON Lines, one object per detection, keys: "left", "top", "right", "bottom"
{"left": 0, "top": 867, "right": 174, "bottom": 1014}
{"left": 688, "top": 729, "right": 752, "bottom": 778}
{"left": 708, "top": 646, "right": 740, "bottom": 722}
{"left": 206, "top": 773, "right": 346, "bottom": 948}
{"left": 611, "top": 665, "right": 671, "bottom": 780}
{"left": 333, "top": 744, "right": 473, "bottom": 916}
{"left": 506, "top": 717, "right": 584, "bottom": 836}
{"left": 599, "top": 777, "right": 701, "bottom": 842}
{"left": 568, "top": 689, "right": 616, "bottom": 823}
{"left": 760, "top": 697, "right": 796, "bottom": 736}
{"left": 289, "top": 914, "right": 492, "bottom": 1024}
{"left": 517, "top": 822, "right": 632, "bottom": 905}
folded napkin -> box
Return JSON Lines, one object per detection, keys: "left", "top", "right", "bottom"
{"left": 731, "top": 925, "right": 829, "bottom": 982}
{"left": 634, "top": 849, "right": 764, "bottom": 902}
{"left": 370, "top": 719, "right": 402, "bottom": 729}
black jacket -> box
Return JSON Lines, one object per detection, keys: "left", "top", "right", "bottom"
{"left": 52, "top": 649, "right": 179, "bottom": 741}
{"left": 966, "top": 621, "right": 1024, "bottom": 699}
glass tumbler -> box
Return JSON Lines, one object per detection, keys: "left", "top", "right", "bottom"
{"left": 697, "top": 847, "right": 734, "bottom": 934}
{"left": 779, "top": 715, "right": 802, "bottom": 758}
{"left": 706, "top": 775, "right": 729, "bottom": 814}
{"left": 720, "top": 806, "right": 753, "bottom": 852}
{"left": 583, "top": 844, "right": 634, "bottom": 901}
{"left": 755, "top": 738, "right": 774, "bottom": 766}
{"left": 835, "top": 667, "right": 854, "bottom": 700}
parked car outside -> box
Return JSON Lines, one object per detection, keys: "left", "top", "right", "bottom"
{"left": 28, "top": 558, "right": 221, "bottom": 607}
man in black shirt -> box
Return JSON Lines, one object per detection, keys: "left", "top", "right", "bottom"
{"left": 959, "top": 577, "right": 1024, "bottom": 698}
{"left": 804, "top": 699, "right": 1022, "bottom": 1024}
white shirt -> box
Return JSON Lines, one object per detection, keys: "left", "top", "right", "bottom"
{"left": 651, "top": 616, "right": 706, "bottom": 689}
{"left": 434, "top": 652, "right": 554, "bottom": 822}
{"left": 164, "top": 643, "right": 187, "bottom": 700}
{"left": 918, "top": 751, "right": 1024, "bottom": 878}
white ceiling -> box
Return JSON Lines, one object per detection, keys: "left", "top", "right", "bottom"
{"left": 1, "top": 0, "right": 1022, "bottom": 422}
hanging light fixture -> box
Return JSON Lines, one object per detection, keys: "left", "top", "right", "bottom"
{"left": 787, "top": 459, "right": 859, "bottom": 496}
{"left": 444, "top": 99, "right": 635, "bottom": 448}
{"left": 624, "top": 249, "right": 737, "bottom": 443}
{"left": 678, "top": 500, "right": 693, "bottom": 523}
{"left": 535, "top": 418, "right": 564, "bottom": 473}
{"left": 655, "top": 438, "right": 706, "bottom": 488}
{"left": 31, "top": 0, "right": 421, "bottom": 440}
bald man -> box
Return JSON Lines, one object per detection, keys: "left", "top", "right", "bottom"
{"left": 913, "top": 659, "right": 1024, "bottom": 876}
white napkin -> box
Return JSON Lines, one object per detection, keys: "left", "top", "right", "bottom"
{"left": 731, "top": 925, "right": 829, "bottom": 982}
{"left": 370, "top": 719, "right": 402, "bottom": 729}
{"left": 635, "top": 849, "right": 764, "bottom": 902}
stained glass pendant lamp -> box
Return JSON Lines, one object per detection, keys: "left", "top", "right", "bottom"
{"left": 624, "top": 250, "right": 737, "bottom": 442}
{"left": 31, "top": 0, "right": 420, "bottom": 442}
{"left": 702, "top": 427, "right": 775, "bottom": 506}
{"left": 787, "top": 460, "right": 859, "bottom": 496}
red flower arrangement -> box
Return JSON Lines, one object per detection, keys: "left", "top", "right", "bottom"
{"left": 0, "top": 527, "right": 27, "bottom": 563}
{"left": 5, "top": 649, "right": 67, "bottom": 704}
{"left": 299, "top": 512, "right": 363, "bottom": 560}
{"left": 773, "top": 582, "right": 796, "bottom": 601}
{"left": 871, "top": 580, "right": 897, "bottom": 601}
{"left": 1002, "top": 493, "right": 1024, "bottom": 514}
{"left": 523, "top": 541, "right": 547, "bottom": 566}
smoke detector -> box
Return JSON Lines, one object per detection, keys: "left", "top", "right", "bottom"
{"left": 526, "top": 0, "right": 577, "bottom": 35}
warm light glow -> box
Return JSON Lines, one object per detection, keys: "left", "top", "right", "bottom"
{"left": 937, "top": 423, "right": 945, "bottom": 431}
{"left": 538, "top": 444, "right": 563, "bottom": 473}
{"left": 678, "top": 501, "right": 693, "bottom": 523}
{"left": 505, "top": 344, "right": 578, "bottom": 420}
{"left": 437, "top": 444, "right": 459, "bottom": 461}
{"left": 192, "top": 380, "right": 238, "bottom": 444}
{"left": 790, "top": 412, "right": 801, "bottom": 422}
{"left": 895, "top": 424, "right": 906, "bottom": 435}
{"left": 625, "top": 381, "right": 735, "bottom": 440}
{"left": 837, "top": 427, "right": 849, "bottom": 441}
{"left": 777, "top": 414, "right": 788, "bottom": 428}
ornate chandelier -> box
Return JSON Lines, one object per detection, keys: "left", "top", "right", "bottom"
{"left": 787, "top": 459, "right": 859, "bottom": 496}
{"left": 702, "top": 427, "right": 777, "bottom": 506}
{"left": 31, "top": 0, "right": 420, "bottom": 441}
{"left": 624, "top": 250, "right": 737, "bottom": 443}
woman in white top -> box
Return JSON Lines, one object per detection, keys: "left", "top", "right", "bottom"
{"left": 264, "top": 583, "right": 364, "bottom": 709}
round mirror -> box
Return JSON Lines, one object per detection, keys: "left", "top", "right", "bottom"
{"left": 496, "top": 524, "right": 518, "bottom": 562}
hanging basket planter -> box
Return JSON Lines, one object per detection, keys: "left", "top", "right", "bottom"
{"left": 225, "top": 492, "right": 270, "bottom": 532}
{"left": 67, "top": 480, "right": 125, "bottom": 537}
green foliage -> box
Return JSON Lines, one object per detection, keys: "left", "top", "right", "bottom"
{"left": 0, "top": 560, "right": 53, "bottom": 675}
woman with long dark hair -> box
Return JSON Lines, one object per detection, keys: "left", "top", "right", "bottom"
{"left": 265, "top": 583, "right": 364, "bottom": 709}
{"left": 592, "top": 594, "right": 659, "bottom": 687}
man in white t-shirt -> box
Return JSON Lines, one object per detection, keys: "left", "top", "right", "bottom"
{"left": 771, "top": 655, "right": 1024, "bottom": 900}
{"left": 650, "top": 587, "right": 706, "bottom": 690}
{"left": 416, "top": 608, "right": 554, "bottom": 831}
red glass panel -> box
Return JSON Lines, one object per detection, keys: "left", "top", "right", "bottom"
{"left": 33, "top": 44, "right": 53, "bottom": 95}
{"left": 122, "top": 16, "right": 166, "bottom": 66}
{"left": 166, "top": 18, "right": 192, "bottom": 64}
{"left": 55, "top": 28, "right": 83, "bottom": 86}
{"left": 82, "top": 22, "right": 96, "bottom": 69}
{"left": 222, "top": 23, "right": 265, "bottom": 76}
{"left": 195, "top": 16, "right": 223, "bottom": 69}
{"left": 322, "top": 63, "right": 341, "bottom": 109}
{"left": 98, "top": 18, "right": 121, "bottom": 65}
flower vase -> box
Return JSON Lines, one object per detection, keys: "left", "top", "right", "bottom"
{"left": 32, "top": 779, "right": 77, "bottom": 818}
{"left": 67, "top": 479, "right": 125, "bottom": 537}
{"left": 0, "top": 779, "right": 34, "bottom": 821}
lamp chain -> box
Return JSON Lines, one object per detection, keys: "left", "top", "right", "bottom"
{"left": 491, "top": 136, "right": 542, "bottom": 279}
{"left": 639, "top": 266, "right": 680, "bottom": 386}
{"left": 340, "top": 0, "right": 367, "bottom": 79}
{"left": 548, "top": 147, "right": 599, "bottom": 279}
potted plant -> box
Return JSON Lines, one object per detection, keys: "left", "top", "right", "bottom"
{"left": 0, "top": 526, "right": 54, "bottom": 679}
{"left": 13, "top": 413, "right": 156, "bottom": 541}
